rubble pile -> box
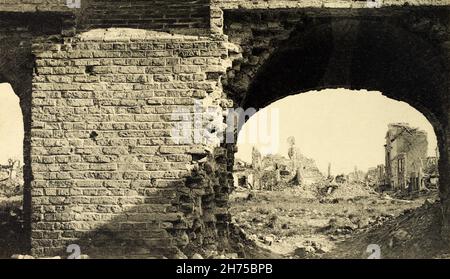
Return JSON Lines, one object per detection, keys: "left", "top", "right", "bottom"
{"left": 0, "top": 197, "right": 25, "bottom": 258}
{"left": 0, "top": 178, "right": 22, "bottom": 198}
{"left": 324, "top": 181, "right": 378, "bottom": 200}
{"left": 327, "top": 199, "right": 446, "bottom": 258}
{"left": 295, "top": 182, "right": 322, "bottom": 199}
{"left": 0, "top": 160, "right": 23, "bottom": 198}
{"left": 234, "top": 142, "right": 324, "bottom": 191}
{"left": 229, "top": 179, "right": 438, "bottom": 258}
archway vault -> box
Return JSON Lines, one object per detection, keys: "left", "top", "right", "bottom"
{"left": 242, "top": 19, "right": 448, "bottom": 115}
{"left": 224, "top": 16, "right": 450, "bottom": 238}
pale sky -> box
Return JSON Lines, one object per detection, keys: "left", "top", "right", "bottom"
{"left": 236, "top": 89, "right": 438, "bottom": 175}
{"left": 0, "top": 83, "right": 24, "bottom": 165}
{"left": 0, "top": 85, "right": 439, "bottom": 173}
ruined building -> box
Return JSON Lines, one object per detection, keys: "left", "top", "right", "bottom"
{"left": 251, "top": 147, "right": 262, "bottom": 189}
{"left": 385, "top": 123, "right": 428, "bottom": 192}
{"left": 0, "top": 159, "right": 21, "bottom": 181}
{"left": 366, "top": 164, "right": 386, "bottom": 189}
{"left": 424, "top": 147, "right": 440, "bottom": 188}
{"left": 234, "top": 142, "right": 323, "bottom": 191}
{"left": 287, "top": 136, "right": 303, "bottom": 185}
{"left": 232, "top": 159, "right": 251, "bottom": 188}
{"left": 1, "top": 0, "right": 450, "bottom": 258}
{"left": 347, "top": 166, "right": 365, "bottom": 183}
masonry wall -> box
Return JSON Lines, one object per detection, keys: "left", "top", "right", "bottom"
{"left": 213, "top": 0, "right": 450, "bottom": 9}
{"left": 0, "top": 0, "right": 69, "bottom": 12}
{"left": 0, "top": 0, "right": 211, "bottom": 34}
{"left": 30, "top": 29, "right": 232, "bottom": 257}
{"left": 386, "top": 125, "right": 428, "bottom": 190}
{"left": 80, "top": 0, "right": 210, "bottom": 34}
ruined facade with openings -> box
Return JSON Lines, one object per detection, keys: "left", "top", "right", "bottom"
{"left": 385, "top": 123, "right": 429, "bottom": 191}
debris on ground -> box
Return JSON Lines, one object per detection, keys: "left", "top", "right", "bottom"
{"left": 0, "top": 196, "right": 25, "bottom": 259}
{"left": 230, "top": 179, "right": 442, "bottom": 259}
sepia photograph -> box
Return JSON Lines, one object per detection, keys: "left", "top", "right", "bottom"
{"left": 0, "top": 0, "right": 450, "bottom": 274}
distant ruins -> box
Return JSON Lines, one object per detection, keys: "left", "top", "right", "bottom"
{"left": 0, "top": 159, "right": 21, "bottom": 181}
{"left": 234, "top": 138, "right": 323, "bottom": 190}
{"left": 366, "top": 164, "right": 386, "bottom": 188}
{"left": 384, "top": 123, "right": 428, "bottom": 191}
{"left": 365, "top": 123, "right": 439, "bottom": 192}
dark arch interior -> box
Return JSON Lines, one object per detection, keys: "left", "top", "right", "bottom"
{"left": 244, "top": 19, "right": 447, "bottom": 112}
{"left": 238, "top": 18, "right": 449, "bottom": 205}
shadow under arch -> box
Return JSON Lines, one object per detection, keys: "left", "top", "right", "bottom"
{"left": 233, "top": 17, "right": 450, "bottom": 237}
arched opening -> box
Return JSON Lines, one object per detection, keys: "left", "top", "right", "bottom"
{"left": 237, "top": 19, "right": 448, "bottom": 183}
{"left": 223, "top": 16, "right": 450, "bottom": 258}
{"left": 232, "top": 89, "right": 441, "bottom": 258}
{"left": 0, "top": 83, "right": 28, "bottom": 258}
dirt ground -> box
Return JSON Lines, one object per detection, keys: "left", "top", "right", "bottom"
{"left": 230, "top": 182, "right": 447, "bottom": 259}
{"left": 0, "top": 179, "right": 446, "bottom": 259}
{"left": 0, "top": 174, "right": 26, "bottom": 258}
{"left": 0, "top": 196, "right": 25, "bottom": 258}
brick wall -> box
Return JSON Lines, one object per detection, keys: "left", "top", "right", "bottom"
{"left": 0, "top": 0, "right": 211, "bottom": 34}
{"left": 80, "top": 0, "right": 210, "bottom": 34}
{"left": 213, "top": 0, "right": 450, "bottom": 9}
{"left": 0, "top": 0, "right": 70, "bottom": 12}
{"left": 30, "top": 29, "right": 233, "bottom": 257}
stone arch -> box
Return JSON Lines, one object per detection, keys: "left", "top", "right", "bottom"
{"left": 242, "top": 19, "right": 447, "bottom": 110}
{"left": 226, "top": 18, "right": 450, "bottom": 237}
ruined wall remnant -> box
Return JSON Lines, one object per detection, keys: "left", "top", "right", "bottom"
{"left": 287, "top": 137, "right": 303, "bottom": 185}
{"left": 243, "top": 139, "right": 324, "bottom": 191}
{"left": 385, "top": 123, "right": 429, "bottom": 192}
{"left": 30, "top": 28, "right": 233, "bottom": 257}
{"left": 261, "top": 152, "right": 323, "bottom": 188}
{"left": 250, "top": 147, "right": 262, "bottom": 190}
{"left": 32, "top": 30, "right": 232, "bottom": 257}
{"left": 366, "top": 164, "right": 386, "bottom": 189}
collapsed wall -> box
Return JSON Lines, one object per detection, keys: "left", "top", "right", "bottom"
{"left": 261, "top": 154, "right": 323, "bottom": 186}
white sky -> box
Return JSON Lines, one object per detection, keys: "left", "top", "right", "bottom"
{"left": 236, "top": 89, "right": 438, "bottom": 175}
{"left": 0, "top": 85, "right": 439, "bottom": 173}
{"left": 0, "top": 83, "right": 24, "bottom": 165}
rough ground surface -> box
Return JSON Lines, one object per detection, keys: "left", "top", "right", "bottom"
{"left": 0, "top": 175, "right": 25, "bottom": 259}
{"left": 0, "top": 196, "right": 25, "bottom": 259}
{"left": 230, "top": 182, "right": 447, "bottom": 259}
{"left": 0, "top": 178, "right": 447, "bottom": 259}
